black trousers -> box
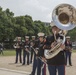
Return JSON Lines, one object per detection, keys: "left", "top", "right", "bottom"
{"left": 30, "top": 48, "right": 34, "bottom": 63}
{"left": 23, "top": 50, "right": 29, "bottom": 65}
{"left": 65, "top": 51, "right": 72, "bottom": 65}
{"left": 31, "top": 54, "right": 38, "bottom": 75}
{"left": 15, "top": 49, "right": 22, "bottom": 63}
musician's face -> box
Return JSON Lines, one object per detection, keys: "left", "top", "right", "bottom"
{"left": 52, "top": 26, "right": 60, "bottom": 34}
{"left": 39, "top": 36, "right": 44, "bottom": 42}
{"left": 32, "top": 37, "right": 35, "bottom": 40}
{"left": 25, "top": 38, "right": 29, "bottom": 41}
{"left": 66, "top": 38, "right": 70, "bottom": 41}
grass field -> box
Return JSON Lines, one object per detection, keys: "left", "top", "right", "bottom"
{"left": 0, "top": 49, "right": 76, "bottom": 56}
{"left": 0, "top": 49, "right": 16, "bottom": 56}
{"left": 72, "top": 50, "right": 76, "bottom": 52}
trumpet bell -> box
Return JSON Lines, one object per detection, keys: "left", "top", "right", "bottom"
{"left": 52, "top": 4, "right": 76, "bottom": 30}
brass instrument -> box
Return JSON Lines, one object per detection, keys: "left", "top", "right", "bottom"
{"left": 65, "top": 46, "right": 72, "bottom": 52}
{"left": 44, "top": 4, "right": 76, "bottom": 59}
{"left": 13, "top": 37, "right": 21, "bottom": 49}
{"left": 31, "top": 47, "right": 39, "bottom": 54}
{"left": 24, "top": 45, "right": 31, "bottom": 54}
{"left": 13, "top": 43, "right": 20, "bottom": 49}
{"left": 52, "top": 3, "right": 76, "bottom": 30}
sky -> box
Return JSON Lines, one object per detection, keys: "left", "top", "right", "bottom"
{"left": 0, "top": 0, "right": 76, "bottom": 22}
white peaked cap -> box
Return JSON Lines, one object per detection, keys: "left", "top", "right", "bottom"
{"left": 32, "top": 36, "right": 35, "bottom": 38}
{"left": 17, "top": 37, "right": 21, "bottom": 39}
{"left": 25, "top": 36, "right": 29, "bottom": 38}
{"left": 37, "top": 32, "right": 44, "bottom": 37}
{"left": 66, "top": 36, "right": 70, "bottom": 38}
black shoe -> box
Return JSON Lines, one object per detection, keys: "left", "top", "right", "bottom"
{"left": 29, "top": 72, "right": 35, "bottom": 75}
{"left": 27, "top": 63, "right": 29, "bottom": 65}
{"left": 22, "top": 63, "right": 25, "bottom": 65}
{"left": 70, "top": 64, "right": 72, "bottom": 66}
{"left": 20, "top": 62, "right": 22, "bottom": 63}
{"left": 15, "top": 62, "right": 17, "bottom": 64}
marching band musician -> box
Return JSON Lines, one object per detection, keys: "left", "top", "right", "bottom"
{"left": 29, "top": 37, "right": 39, "bottom": 75}
{"left": 65, "top": 36, "right": 72, "bottom": 66}
{"left": 37, "top": 32, "right": 46, "bottom": 75}
{"left": 22, "top": 36, "right": 30, "bottom": 65}
{"left": 30, "top": 32, "right": 46, "bottom": 75}
{"left": 14, "top": 37, "right": 22, "bottom": 64}
{"left": 30, "top": 36, "right": 36, "bottom": 63}
{"left": 44, "top": 22, "right": 66, "bottom": 75}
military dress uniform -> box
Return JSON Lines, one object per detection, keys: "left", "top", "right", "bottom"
{"left": 44, "top": 33, "right": 66, "bottom": 75}
{"left": 37, "top": 41, "right": 46, "bottom": 75}
{"left": 30, "top": 38, "right": 39, "bottom": 75}
{"left": 14, "top": 37, "right": 22, "bottom": 63}
{"left": 22, "top": 36, "right": 30, "bottom": 65}
{"left": 30, "top": 33, "right": 46, "bottom": 75}
{"left": 30, "top": 36, "right": 35, "bottom": 63}
{"left": 65, "top": 36, "right": 72, "bottom": 66}
{"left": 37, "top": 32, "right": 46, "bottom": 75}
{"left": 44, "top": 21, "right": 66, "bottom": 75}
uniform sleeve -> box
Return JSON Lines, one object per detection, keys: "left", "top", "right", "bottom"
{"left": 44, "top": 36, "right": 54, "bottom": 49}
{"left": 70, "top": 42, "right": 72, "bottom": 48}
{"left": 37, "top": 43, "right": 44, "bottom": 57}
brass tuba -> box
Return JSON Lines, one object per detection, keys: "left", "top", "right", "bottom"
{"left": 44, "top": 4, "right": 76, "bottom": 59}
{"left": 52, "top": 3, "right": 76, "bottom": 30}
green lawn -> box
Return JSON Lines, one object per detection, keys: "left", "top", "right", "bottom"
{"left": 0, "top": 49, "right": 16, "bottom": 56}
{"left": 0, "top": 49, "right": 76, "bottom": 56}
{"left": 72, "top": 50, "right": 76, "bottom": 52}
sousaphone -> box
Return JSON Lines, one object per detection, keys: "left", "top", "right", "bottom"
{"left": 44, "top": 4, "right": 76, "bottom": 59}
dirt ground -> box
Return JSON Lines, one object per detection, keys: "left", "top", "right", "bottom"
{"left": 0, "top": 53, "right": 76, "bottom": 75}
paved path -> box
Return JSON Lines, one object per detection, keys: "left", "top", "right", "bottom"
{"left": 0, "top": 53, "right": 76, "bottom": 75}
{"left": 0, "top": 68, "right": 29, "bottom": 75}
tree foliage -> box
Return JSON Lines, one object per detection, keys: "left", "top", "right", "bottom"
{"left": 0, "top": 6, "right": 75, "bottom": 44}
{"left": 0, "top": 7, "right": 51, "bottom": 43}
